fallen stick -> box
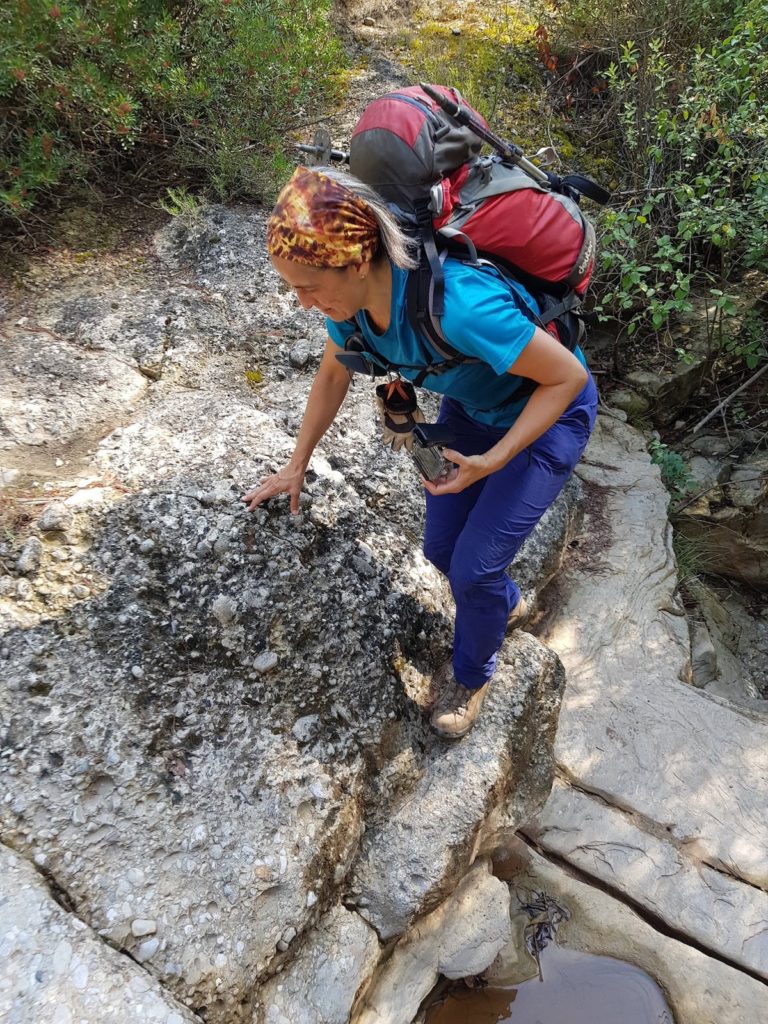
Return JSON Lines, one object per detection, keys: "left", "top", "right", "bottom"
{"left": 692, "top": 362, "right": 768, "bottom": 433}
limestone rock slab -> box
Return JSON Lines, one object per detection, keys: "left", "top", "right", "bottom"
{"left": 0, "top": 844, "right": 200, "bottom": 1024}
{"left": 351, "top": 633, "right": 565, "bottom": 940}
{"left": 353, "top": 859, "right": 511, "bottom": 1024}
{"left": 538, "top": 414, "right": 768, "bottom": 892}
{"left": 526, "top": 412, "right": 768, "bottom": 984}
{"left": 528, "top": 779, "right": 768, "bottom": 978}
{"left": 490, "top": 846, "right": 768, "bottom": 1024}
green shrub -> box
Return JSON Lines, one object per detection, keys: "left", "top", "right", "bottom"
{"left": 0, "top": 0, "right": 345, "bottom": 217}
{"left": 597, "top": 11, "right": 768, "bottom": 345}
{"left": 649, "top": 438, "right": 695, "bottom": 499}
{"left": 540, "top": 0, "right": 768, "bottom": 364}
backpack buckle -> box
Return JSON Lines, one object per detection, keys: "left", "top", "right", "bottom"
{"left": 429, "top": 182, "right": 444, "bottom": 217}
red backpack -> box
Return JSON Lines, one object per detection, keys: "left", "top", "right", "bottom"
{"left": 345, "top": 83, "right": 610, "bottom": 383}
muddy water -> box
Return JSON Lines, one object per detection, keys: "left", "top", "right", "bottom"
{"left": 425, "top": 943, "right": 673, "bottom": 1024}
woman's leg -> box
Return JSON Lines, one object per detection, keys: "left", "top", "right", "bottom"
{"left": 448, "top": 379, "right": 597, "bottom": 688}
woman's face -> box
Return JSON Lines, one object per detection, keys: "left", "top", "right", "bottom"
{"left": 270, "top": 255, "right": 367, "bottom": 322}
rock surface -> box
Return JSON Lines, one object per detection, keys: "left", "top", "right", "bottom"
{"left": 678, "top": 444, "right": 768, "bottom": 590}
{"left": 254, "top": 905, "right": 380, "bottom": 1024}
{"left": 488, "top": 842, "right": 768, "bottom": 1024}
{"left": 0, "top": 203, "right": 573, "bottom": 1022}
{"left": 525, "top": 412, "right": 768, "bottom": 995}
{"left": 0, "top": 843, "right": 200, "bottom": 1024}
{"left": 353, "top": 859, "right": 511, "bottom": 1024}
{"left": 351, "top": 633, "right": 564, "bottom": 940}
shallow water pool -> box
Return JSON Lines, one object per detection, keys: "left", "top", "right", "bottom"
{"left": 424, "top": 942, "right": 674, "bottom": 1024}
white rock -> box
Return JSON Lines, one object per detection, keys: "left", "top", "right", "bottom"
{"left": 131, "top": 918, "right": 157, "bottom": 937}
{"left": 354, "top": 860, "right": 510, "bottom": 1024}
{"left": 490, "top": 845, "right": 768, "bottom": 1024}
{"left": 256, "top": 904, "right": 379, "bottom": 1024}
{"left": 526, "top": 414, "right": 768, "bottom": 977}
{"left": 292, "top": 715, "right": 319, "bottom": 743}
{"left": 17, "top": 537, "right": 43, "bottom": 575}
{"left": 254, "top": 651, "right": 278, "bottom": 674}
{"left": 0, "top": 845, "right": 198, "bottom": 1022}
{"left": 136, "top": 937, "right": 161, "bottom": 962}
{"left": 211, "top": 594, "right": 237, "bottom": 624}
{"left": 38, "top": 502, "right": 73, "bottom": 532}
{"left": 528, "top": 779, "right": 768, "bottom": 979}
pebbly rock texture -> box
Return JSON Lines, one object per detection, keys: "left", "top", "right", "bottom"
{"left": 0, "top": 843, "right": 201, "bottom": 1024}
{"left": 253, "top": 904, "right": 381, "bottom": 1024}
{"left": 524, "top": 412, "right": 768, "bottom": 996}
{"left": 0, "top": 328, "right": 147, "bottom": 467}
{"left": 0, "top": 204, "right": 575, "bottom": 1023}
{"left": 350, "top": 633, "right": 564, "bottom": 941}
{"left": 688, "top": 581, "right": 768, "bottom": 703}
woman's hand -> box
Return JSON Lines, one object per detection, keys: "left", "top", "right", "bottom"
{"left": 421, "top": 449, "right": 494, "bottom": 496}
{"left": 241, "top": 462, "right": 306, "bottom": 515}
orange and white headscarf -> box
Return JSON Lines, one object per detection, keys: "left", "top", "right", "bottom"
{"left": 266, "top": 166, "right": 379, "bottom": 267}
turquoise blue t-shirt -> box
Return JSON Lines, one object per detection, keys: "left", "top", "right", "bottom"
{"left": 326, "top": 259, "right": 587, "bottom": 428}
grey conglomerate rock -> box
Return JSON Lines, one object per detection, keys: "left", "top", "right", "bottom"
{"left": 0, "top": 206, "right": 576, "bottom": 1022}
{"left": 0, "top": 844, "right": 201, "bottom": 1024}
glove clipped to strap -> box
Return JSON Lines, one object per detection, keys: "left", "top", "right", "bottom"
{"left": 375, "top": 379, "right": 425, "bottom": 451}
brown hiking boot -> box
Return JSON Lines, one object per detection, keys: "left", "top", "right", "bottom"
{"left": 506, "top": 595, "right": 530, "bottom": 634}
{"left": 429, "top": 660, "right": 490, "bottom": 739}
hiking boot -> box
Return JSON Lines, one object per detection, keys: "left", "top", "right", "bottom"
{"left": 429, "top": 661, "right": 490, "bottom": 739}
{"left": 506, "top": 595, "right": 530, "bottom": 634}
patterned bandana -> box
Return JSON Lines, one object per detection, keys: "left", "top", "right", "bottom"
{"left": 266, "top": 166, "right": 379, "bottom": 267}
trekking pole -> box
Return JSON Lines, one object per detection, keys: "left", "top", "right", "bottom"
{"left": 419, "top": 82, "right": 550, "bottom": 185}
{"left": 296, "top": 127, "right": 349, "bottom": 166}
{"left": 296, "top": 143, "right": 349, "bottom": 163}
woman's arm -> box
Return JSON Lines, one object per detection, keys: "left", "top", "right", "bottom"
{"left": 241, "top": 337, "right": 351, "bottom": 514}
{"left": 483, "top": 326, "right": 588, "bottom": 471}
{"left": 423, "top": 326, "right": 588, "bottom": 495}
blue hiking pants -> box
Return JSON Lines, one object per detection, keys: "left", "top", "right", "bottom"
{"left": 423, "top": 375, "right": 598, "bottom": 689}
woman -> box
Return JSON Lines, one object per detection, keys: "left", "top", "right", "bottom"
{"left": 242, "top": 166, "right": 597, "bottom": 739}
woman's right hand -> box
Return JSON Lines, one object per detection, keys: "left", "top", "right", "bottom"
{"left": 241, "top": 462, "right": 306, "bottom": 515}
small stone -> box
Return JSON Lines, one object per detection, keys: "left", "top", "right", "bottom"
{"left": 292, "top": 714, "right": 319, "bottom": 743}
{"left": 306, "top": 890, "right": 317, "bottom": 907}
{"left": 38, "top": 503, "right": 73, "bottom": 533}
{"left": 363, "top": 15, "right": 375, "bottom": 26}
{"left": 72, "top": 584, "right": 89, "bottom": 600}
{"left": 135, "top": 937, "right": 160, "bottom": 961}
{"left": 17, "top": 537, "right": 43, "bottom": 575}
{"left": 289, "top": 339, "right": 311, "bottom": 369}
{"left": 131, "top": 918, "right": 157, "bottom": 937}
{"left": 131, "top": 665, "right": 144, "bottom": 679}
{"left": 0, "top": 467, "right": 21, "bottom": 489}
{"left": 452, "top": 26, "right": 462, "bottom": 34}
{"left": 212, "top": 594, "right": 237, "bottom": 625}
{"left": 254, "top": 651, "right": 278, "bottom": 674}
{"left": 139, "top": 539, "right": 156, "bottom": 554}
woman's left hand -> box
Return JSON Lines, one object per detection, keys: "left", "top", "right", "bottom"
{"left": 421, "top": 449, "right": 495, "bottom": 496}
